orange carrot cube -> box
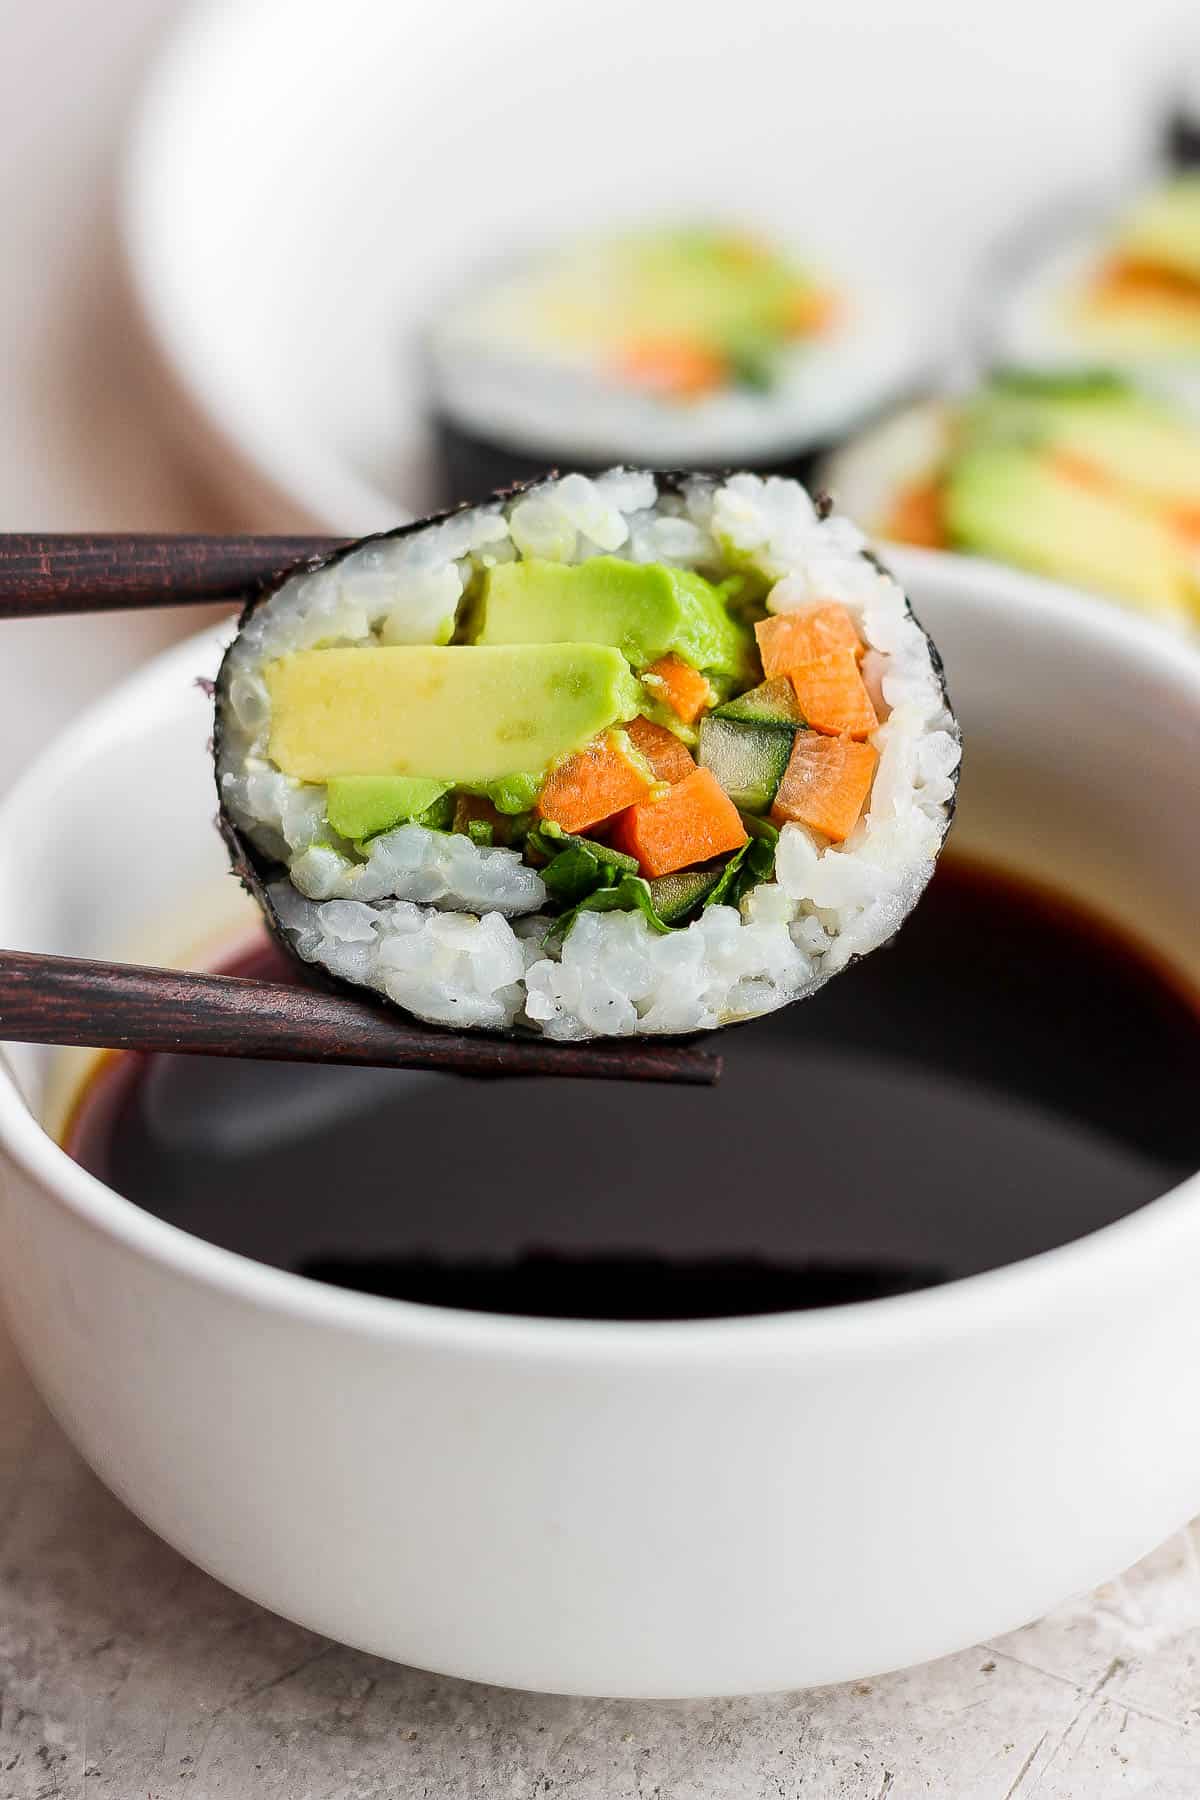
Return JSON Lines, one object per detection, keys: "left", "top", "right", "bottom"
{"left": 536, "top": 732, "right": 655, "bottom": 834}
{"left": 884, "top": 481, "right": 947, "bottom": 549}
{"left": 642, "top": 653, "right": 713, "bottom": 724}
{"left": 615, "top": 337, "right": 728, "bottom": 399}
{"left": 787, "top": 651, "right": 878, "bottom": 739}
{"left": 754, "top": 604, "right": 864, "bottom": 677}
{"left": 771, "top": 732, "right": 878, "bottom": 843}
{"left": 609, "top": 768, "right": 747, "bottom": 878}
{"left": 626, "top": 716, "right": 696, "bottom": 785}
{"left": 780, "top": 286, "right": 839, "bottom": 336}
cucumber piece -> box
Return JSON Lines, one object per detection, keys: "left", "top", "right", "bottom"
{"left": 698, "top": 714, "right": 795, "bottom": 813}
{"left": 647, "top": 868, "right": 721, "bottom": 924}
{"left": 715, "top": 676, "right": 805, "bottom": 727}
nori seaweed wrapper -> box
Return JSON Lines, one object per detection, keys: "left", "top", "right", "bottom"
{"left": 213, "top": 471, "right": 959, "bottom": 1037}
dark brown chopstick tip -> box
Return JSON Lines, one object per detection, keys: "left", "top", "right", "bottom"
{"left": 0, "top": 950, "right": 721, "bottom": 1086}
{"left": 0, "top": 534, "right": 346, "bottom": 619}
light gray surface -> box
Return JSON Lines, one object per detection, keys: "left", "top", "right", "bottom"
{"left": 0, "top": 1312, "right": 1197, "bottom": 1799}
{"left": 2, "top": 2, "right": 1199, "bottom": 1792}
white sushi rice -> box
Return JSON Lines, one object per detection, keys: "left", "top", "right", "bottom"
{"left": 217, "top": 470, "right": 959, "bottom": 1039}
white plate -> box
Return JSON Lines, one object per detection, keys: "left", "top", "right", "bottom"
{"left": 122, "top": 0, "right": 1169, "bottom": 533}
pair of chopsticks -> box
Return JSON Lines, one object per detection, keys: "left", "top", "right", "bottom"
{"left": 0, "top": 536, "right": 719, "bottom": 1087}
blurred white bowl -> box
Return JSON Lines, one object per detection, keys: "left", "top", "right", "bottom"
{"left": 121, "top": 0, "right": 1167, "bottom": 533}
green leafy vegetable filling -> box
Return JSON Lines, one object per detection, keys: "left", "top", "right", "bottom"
{"left": 542, "top": 816, "right": 778, "bottom": 942}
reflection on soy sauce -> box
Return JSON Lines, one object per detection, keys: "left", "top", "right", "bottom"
{"left": 66, "top": 856, "right": 1200, "bottom": 1320}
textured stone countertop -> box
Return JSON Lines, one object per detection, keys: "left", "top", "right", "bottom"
{"left": 1, "top": 1303, "right": 1199, "bottom": 1799}
{"left": 4, "top": 1, "right": 1200, "bottom": 1792}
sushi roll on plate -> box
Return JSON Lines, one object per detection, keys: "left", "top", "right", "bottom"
{"left": 216, "top": 469, "right": 959, "bottom": 1042}
{"left": 823, "top": 369, "right": 1200, "bottom": 628}
{"left": 1163, "top": 60, "right": 1200, "bottom": 174}
{"left": 984, "top": 179, "right": 1200, "bottom": 409}
{"left": 425, "top": 223, "right": 924, "bottom": 505}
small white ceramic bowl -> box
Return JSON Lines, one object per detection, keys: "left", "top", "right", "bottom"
{"left": 1, "top": 552, "right": 1199, "bottom": 1698}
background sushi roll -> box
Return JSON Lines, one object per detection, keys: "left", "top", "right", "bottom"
{"left": 215, "top": 468, "right": 959, "bottom": 1042}
{"left": 822, "top": 369, "right": 1200, "bottom": 627}
{"left": 980, "top": 179, "right": 1200, "bottom": 410}
{"left": 1161, "top": 53, "right": 1200, "bottom": 172}
{"left": 425, "top": 223, "right": 924, "bottom": 506}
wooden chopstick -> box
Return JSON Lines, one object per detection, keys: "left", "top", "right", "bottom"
{"left": 0, "top": 950, "right": 720, "bottom": 1085}
{"left": 0, "top": 534, "right": 723, "bottom": 1086}
{"left": 0, "top": 534, "right": 345, "bottom": 618}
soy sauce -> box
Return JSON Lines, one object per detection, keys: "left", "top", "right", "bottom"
{"left": 65, "top": 858, "right": 1200, "bottom": 1320}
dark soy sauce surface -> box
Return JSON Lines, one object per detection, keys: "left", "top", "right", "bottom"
{"left": 66, "top": 857, "right": 1200, "bottom": 1320}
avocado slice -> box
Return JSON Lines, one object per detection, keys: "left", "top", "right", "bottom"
{"left": 477, "top": 557, "right": 751, "bottom": 678}
{"left": 647, "top": 867, "right": 721, "bottom": 924}
{"left": 265, "top": 643, "right": 640, "bottom": 785}
{"left": 714, "top": 676, "right": 805, "bottom": 727}
{"left": 963, "top": 373, "right": 1200, "bottom": 508}
{"left": 698, "top": 714, "right": 796, "bottom": 813}
{"left": 944, "top": 443, "right": 1191, "bottom": 620}
{"left": 1049, "top": 402, "right": 1200, "bottom": 509}
{"left": 476, "top": 772, "right": 544, "bottom": 814}
{"left": 514, "top": 225, "right": 827, "bottom": 387}
{"left": 327, "top": 775, "right": 452, "bottom": 841}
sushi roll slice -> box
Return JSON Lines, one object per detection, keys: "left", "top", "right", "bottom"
{"left": 215, "top": 469, "right": 959, "bottom": 1041}
{"left": 1163, "top": 62, "right": 1200, "bottom": 173}
{"left": 823, "top": 370, "right": 1200, "bottom": 628}
{"left": 425, "top": 223, "right": 922, "bottom": 504}
{"left": 984, "top": 180, "right": 1200, "bottom": 408}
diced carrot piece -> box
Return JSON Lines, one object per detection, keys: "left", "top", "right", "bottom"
{"left": 1050, "top": 449, "right": 1115, "bottom": 495}
{"left": 536, "top": 732, "right": 655, "bottom": 834}
{"left": 1051, "top": 451, "right": 1200, "bottom": 544}
{"left": 788, "top": 651, "right": 878, "bottom": 739}
{"left": 615, "top": 337, "right": 728, "bottom": 399}
{"left": 781, "top": 286, "right": 840, "bottom": 336}
{"left": 719, "top": 231, "right": 773, "bottom": 268}
{"left": 1171, "top": 503, "right": 1200, "bottom": 542}
{"left": 626, "top": 716, "right": 696, "bottom": 784}
{"left": 771, "top": 732, "right": 878, "bottom": 843}
{"left": 883, "top": 480, "right": 947, "bottom": 549}
{"left": 642, "top": 653, "right": 712, "bottom": 724}
{"left": 609, "top": 768, "right": 747, "bottom": 878}
{"left": 754, "top": 604, "right": 864, "bottom": 677}
{"left": 1091, "top": 256, "right": 1200, "bottom": 306}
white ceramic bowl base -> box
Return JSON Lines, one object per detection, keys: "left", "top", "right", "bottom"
{"left": 1, "top": 554, "right": 1200, "bottom": 1698}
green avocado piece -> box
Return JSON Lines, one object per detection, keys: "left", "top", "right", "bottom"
{"left": 480, "top": 771, "right": 544, "bottom": 814}
{"left": 477, "top": 558, "right": 752, "bottom": 679}
{"left": 327, "top": 775, "right": 452, "bottom": 841}
{"left": 714, "top": 676, "right": 805, "bottom": 727}
{"left": 963, "top": 373, "right": 1200, "bottom": 506}
{"left": 698, "top": 714, "right": 796, "bottom": 813}
{"left": 1041, "top": 401, "right": 1200, "bottom": 508}
{"left": 944, "top": 443, "right": 1191, "bottom": 621}
{"left": 266, "top": 643, "right": 640, "bottom": 785}
{"left": 647, "top": 867, "right": 721, "bottom": 924}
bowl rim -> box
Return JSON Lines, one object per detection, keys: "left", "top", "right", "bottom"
{"left": 120, "top": 0, "right": 397, "bottom": 534}
{"left": 120, "top": 0, "right": 930, "bottom": 538}
{"left": 3, "top": 548, "right": 1200, "bottom": 1362}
